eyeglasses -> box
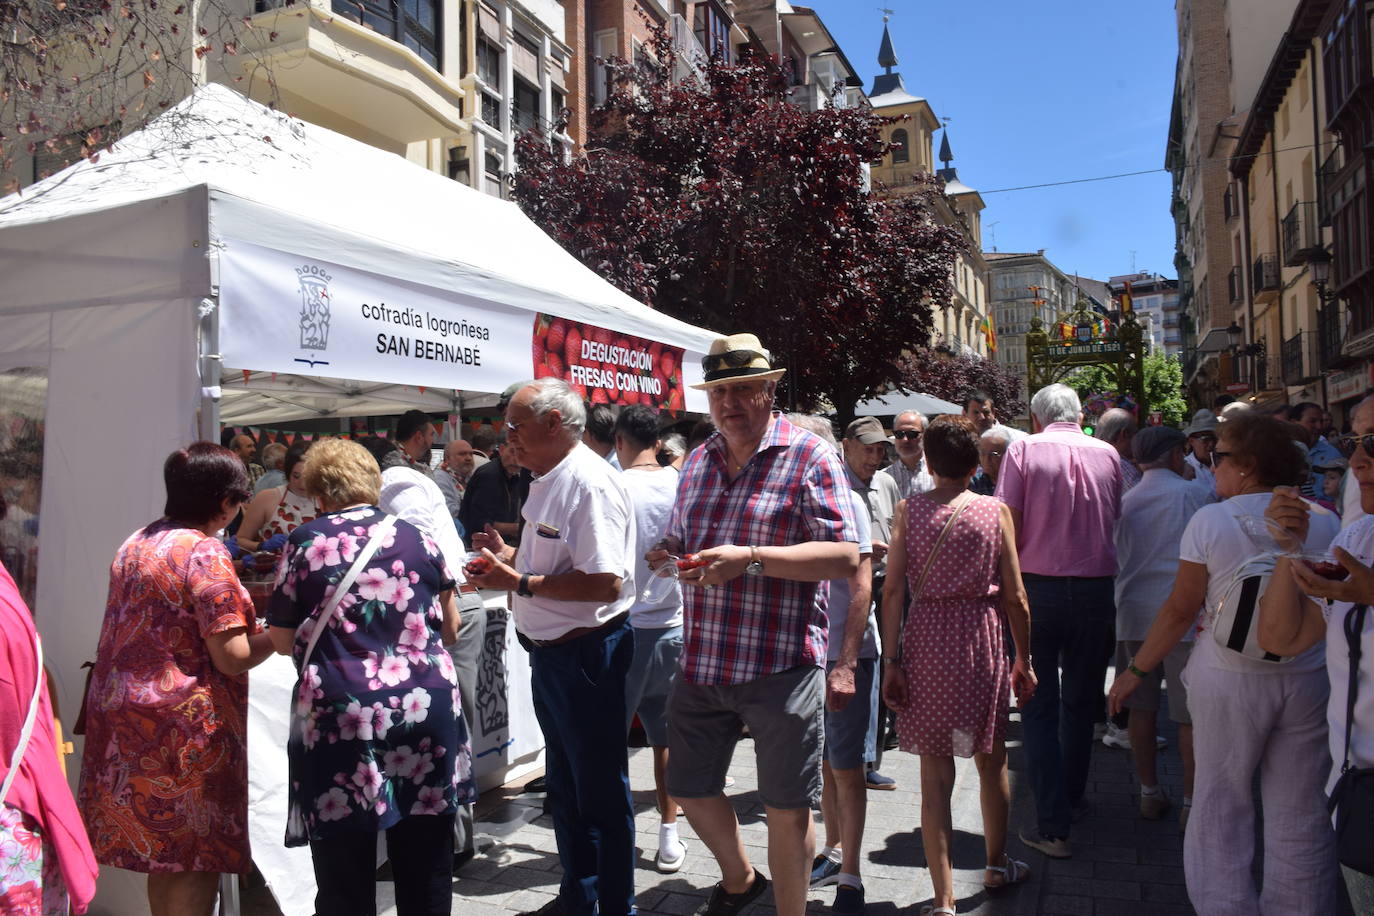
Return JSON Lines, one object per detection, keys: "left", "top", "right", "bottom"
{"left": 505, "top": 418, "right": 527, "bottom": 434}
{"left": 1210, "top": 450, "right": 1232, "bottom": 468}
{"left": 983, "top": 450, "right": 1003, "bottom": 459}
{"left": 701, "top": 349, "right": 766, "bottom": 373}
{"left": 893, "top": 430, "right": 922, "bottom": 441}
{"left": 1191, "top": 434, "right": 1217, "bottom": 445}
{"left": 1339, "top": 434, "right": 1374, "bottom": 457}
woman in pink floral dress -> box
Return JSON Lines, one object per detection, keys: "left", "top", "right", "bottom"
{"left": 267, "top": 438, "right": 472, "bottom": 916}
{"left": 880, "top": 416, "right": 1035, "bottom": 916}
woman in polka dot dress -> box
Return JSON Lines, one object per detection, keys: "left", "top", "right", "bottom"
{"left": 880, "top": 415, "right": 1036, "bottom": 916}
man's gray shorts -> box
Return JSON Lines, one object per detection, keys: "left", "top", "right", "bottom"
{"left": 824, "top": 657, "right": 875, "bottom": 770}
{"left": 667, "top": 664, "right": 823, "bottom": 810}
{"left": 1115, "top": 639, "right": 1192, "bottom": 725}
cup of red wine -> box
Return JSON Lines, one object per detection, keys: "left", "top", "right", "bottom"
{"left": 1302, "top": 558, "right": 1349, "bottom": 581}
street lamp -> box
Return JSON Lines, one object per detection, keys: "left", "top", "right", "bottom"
{"left": 1308, "top": 248, "right": 1337, "bottom": 302}
{"left": 1227, "top": 322, "right": 1242, "bottom": 350}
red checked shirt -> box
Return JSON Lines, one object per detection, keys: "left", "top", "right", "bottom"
{"left": 666, "top": 413, "right": 861, "bottom": 686}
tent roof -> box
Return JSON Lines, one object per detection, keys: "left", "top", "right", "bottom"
{"left": 853, "top": 390, "right": 965, "bottom": 418}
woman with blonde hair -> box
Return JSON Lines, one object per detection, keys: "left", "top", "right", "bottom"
{"left": 267, "top": 437, "right": 472, "bottom": 916}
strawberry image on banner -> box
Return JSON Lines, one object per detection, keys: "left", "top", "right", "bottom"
{"left": 532, "top": 314, "right": 686, "bottom": 413}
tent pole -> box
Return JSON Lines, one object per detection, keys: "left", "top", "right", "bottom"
{"left": 198, "top": 297, "right": 221, "bottom": 442}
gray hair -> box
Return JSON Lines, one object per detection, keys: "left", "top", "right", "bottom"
{"left": 261, "top": 442, "right": 287, "bottom": 469}
{"left": 659, "top": 432, "right": 686, "bottom": 459}
{"left": 980, "top": 427, "right": 1010, "bottom": 446}
{"left": 1095, "top": 407, "right": 1136, "bottom": 444}
{"left": 786, "top": 413, "right": 838, "bottom": 450}
{"left": 525, "top": 378, "right": 587, "bottom": 438}
{"left": 894, "top": 409, "right": 926, "bottom": 427}
{"left": 1030, "top": 384, "right": 1081, "bottom": 426}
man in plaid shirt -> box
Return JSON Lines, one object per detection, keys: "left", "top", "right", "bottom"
{"left": 647, "top": 333, "right": 859, "bottom": 916}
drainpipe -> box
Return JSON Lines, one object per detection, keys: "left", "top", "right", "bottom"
{"left": 1239, "top": 169, "right": 1257, "bottom": 392}
{"left": 1309, "top": 41, "right": 1329, "bottom": 407}
{"left": 1270, "top": 124, "right": 1284, "bottom": 391}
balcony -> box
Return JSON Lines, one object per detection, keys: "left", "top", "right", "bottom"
{"left": 1228, "top": 265, "right": 1244, "bottom": 303}
{"left": 1252, "top": 253, "right": 1280, "bottom": 303}
{"left": 1282, "top": 201, "right": 1323, "bottom": 266}
{"left": 241, "top": 3, "right": 465, "bottom": 146}
{"left": 1223, "top": 185, "right": 1238, "bottom": 222}
{"left": 670, "top": 13, "right": 707, "bottom": 80}
{"left": 1282, "top": 332, "right": 1314, "bottom": 383}
{"left": 1319, "top": 300, "right": 1344, "bottom": 369}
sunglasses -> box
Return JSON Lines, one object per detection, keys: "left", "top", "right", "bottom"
{"left": 702, "top": 349, "right": 766, "bottom": 373}
{"left": 892, "top": 430, "right": 922, "bottom": 441}
{"left": 1339, "top": 434, "right": 1374, "bottom": 457}
{"left": 1210, "top": 450, "right": 1232, "bottom": 468}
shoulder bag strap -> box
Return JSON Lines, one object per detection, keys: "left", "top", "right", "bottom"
{"left": 298, "top": 515, "right": 397, "bottom": 673}
{"left": 912, "top": 493, "right": 973, "bottom": 600}
{"left": 0, "top": 632, "right": 44, "bottom": 807}
{"left": 1340, "top": 604, "right": 1368, "bottom": 775}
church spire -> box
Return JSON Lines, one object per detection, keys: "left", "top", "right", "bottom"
{"left": 937, "top": 121, "right": 958, "bottom": 182}
{"left": 878, "top": 22, "right": 898, "bottom": 74}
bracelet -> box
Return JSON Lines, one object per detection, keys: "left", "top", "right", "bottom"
{"left": 881, "top": 654, "right": 901, "bottom": 665}
{"left": 1127, "top": 661, "right": 1150, "bottom": 678}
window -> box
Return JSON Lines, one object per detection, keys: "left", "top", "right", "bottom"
{"left": 693, "top": 0, "right": 732, "bottom": 64}
{"left": 481, "top": 91, "right": 502, "bottom": 127}
{"left": 512, "top": 77, "right": 541, "bottom": 134}
{"left": 890, "top": 128, "right": 909, "bottom": 164}
{"left": 477, "top": 37, "right": 502, "bottom": 87}
{"left": 332, "top": 0, "right": 439, "bottom": 69}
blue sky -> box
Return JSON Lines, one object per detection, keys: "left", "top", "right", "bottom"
{"left": 804, "top": 1, "right": 1179, "bottom": 284}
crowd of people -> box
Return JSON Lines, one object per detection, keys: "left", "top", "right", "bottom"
{"left": 0, "top": 330, "right": 1372, "bottom": 916}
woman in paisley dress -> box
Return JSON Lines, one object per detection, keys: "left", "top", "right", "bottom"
{"left": 78, "top": 443, "right": 276, "bottom": 916}
{"left": 236, "top": 440, "right": 319, "bottom": 552}
{"left": 267, "top": 437, "right": 472, "bottom": 916}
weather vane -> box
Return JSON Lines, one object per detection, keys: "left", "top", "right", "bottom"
{"left": 879, "top": 7, "right": 895, "bottom": 22}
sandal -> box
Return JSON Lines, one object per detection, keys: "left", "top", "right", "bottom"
{"left": 983, "top": 853, "right": 1031, "bottom": 889}
{"left": 918, "top": 906, "right": 955, "bottom": 915}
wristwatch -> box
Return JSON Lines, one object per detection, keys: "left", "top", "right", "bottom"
{"left": 745, "top": 546, "right": 764, "bottom": 576}
{"left": 517, "top": 573, "right": 534, "bottom": 598}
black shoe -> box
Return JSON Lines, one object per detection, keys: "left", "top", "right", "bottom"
{"left": 695, "top": 870, "right": 770, "bottom": 916}
{"left": 523, "top": 775, "right": 548, "bottom": 793}
{"left": 882, "top": 731, "right": 898, "bottom": 751}
{"left": 452, "top": 847, "right": 476, "bottom": 872}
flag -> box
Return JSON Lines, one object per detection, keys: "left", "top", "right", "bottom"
{"left": 1119, "top": 281, "right": 1135, "bottom": 318}
{"left": 980, "top": 315, "right": 997, "bottom": 353}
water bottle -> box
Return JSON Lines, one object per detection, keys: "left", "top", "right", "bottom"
{"left": 639, "top": 557, "right": 680, "bottom": 604}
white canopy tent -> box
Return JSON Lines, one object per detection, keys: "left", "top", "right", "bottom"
{"left": 0, "top": 85, "right": 719, "bottom": 915}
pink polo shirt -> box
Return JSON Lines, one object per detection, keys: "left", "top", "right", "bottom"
{"left": 994, "top": 421, "right": 1123, "bottom": 577}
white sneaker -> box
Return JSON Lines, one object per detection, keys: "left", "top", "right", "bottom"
{"left": 656, "top": 837, "right": 687, "bottom": 873}
{"left": 1102, "top": 723, "right": 1131, "bottom": 749}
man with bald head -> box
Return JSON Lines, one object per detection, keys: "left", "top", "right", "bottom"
{"left": 228, "top": 434, "right": 264, "bottom": 489}
{"left": 435, "top": 439, "right": 481, "bottom": 519}
{"left": 970, "top": 428, "right": 1010, "bottom": 496}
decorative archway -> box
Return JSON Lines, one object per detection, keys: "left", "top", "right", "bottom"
{"left": 1026, "top": 296, "right": 1147, "bottom": 420}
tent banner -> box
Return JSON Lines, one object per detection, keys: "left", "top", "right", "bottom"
{"left": 533, "top": 313, "right": 686, "bottom": 412}
{"left": 220, "top": 240, "right": 531, "bottom": 392}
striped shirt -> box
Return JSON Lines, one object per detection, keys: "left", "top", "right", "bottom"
{"left": 667, "top": 413, "right": 860, "bottom": 685}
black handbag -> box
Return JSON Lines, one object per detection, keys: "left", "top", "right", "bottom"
{"left": 1328, "top": 603, "right": 1374, "bottom": 876}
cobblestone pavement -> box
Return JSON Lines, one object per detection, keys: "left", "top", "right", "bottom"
{"left": 364, "top": 709, "right": 1201, "bottom": 916}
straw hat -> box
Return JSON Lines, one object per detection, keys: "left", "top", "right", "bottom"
{"left": 1183, "top": 409, "right": 1218, "bottom": 437}
{"left": 690, "top": 333, "right": 787, "bottom": 390}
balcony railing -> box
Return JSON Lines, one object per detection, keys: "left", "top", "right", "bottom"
{"left": 1252, "top": 253, "right": 1280, "bottom": 294}
{"left": 1319, "top": 300, "right": 1344, "bottom": 368}
{"left": 1282, "top": 332, "right": 1307, "bottom": 383}
{"left": 1223, "top": 185, "right": 1238, "bottom": 222}
{"left": 1282, "top": 201, "right": 1323, "bottom": 266}
{"left": 1228, "top": 265, "right": 1243, "bottom": 303}
{"left": 670, "top": 13, "right": 707, "bottom": 79}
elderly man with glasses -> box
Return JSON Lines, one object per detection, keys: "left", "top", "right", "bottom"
{"left": 878, "top": 411, "right": 934, "bottom": 499}
{"left": 646, "top": 333, "right": 860, "bottom": 916}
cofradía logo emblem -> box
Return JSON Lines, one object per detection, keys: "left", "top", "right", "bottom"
{"left": 295, "top": 264, "right": 332, "bottom": 368}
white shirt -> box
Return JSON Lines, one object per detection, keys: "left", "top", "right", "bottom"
{"left": 379, "top": 465, "right": 467, "bottom": 584}
{"left": 1180, "top": 492, "right": 1337, "bottom": 674}
{"left": 826, "top": 491, "right": 877, "bottom": 662}
{"left": 1114, "top": 468, "right": 1214, "bottom": 642}
{"left": 1322, "top": 516, "right": 1374, "bottom": 792}
{"left": 621, "top": 465, "right": 683, "bottom": 629}
{"left": 515, "top": 442, "right": 635, "bottom": 641}
{"left": 1342, "top": 467, "right": 1365, "bottom": 528}
{"left": 1185, "top": 452, "right": 1216, "bottom": 497}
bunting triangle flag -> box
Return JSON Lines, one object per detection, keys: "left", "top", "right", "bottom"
{"left": 377, "top": 430, "right": 388, "bottom": 439}
{"left": 303, "top": 433, "right": 314, "bottom": 442}
{"left": 242, "top": 369, "right": 251, "bottom": 385}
